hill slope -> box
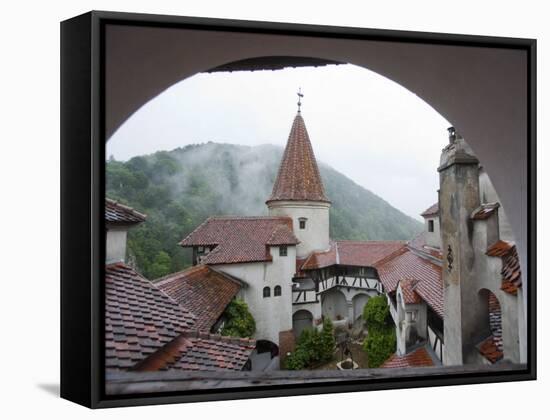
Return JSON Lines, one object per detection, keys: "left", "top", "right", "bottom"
{"left": 106, "top": 142, "right": 422, "bottom": 278}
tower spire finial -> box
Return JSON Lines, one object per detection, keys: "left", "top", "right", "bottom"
{"left": 297, "top": 87, "right": 304, "bottom": 113}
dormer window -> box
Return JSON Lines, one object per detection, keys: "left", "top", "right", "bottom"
{"left": 279, "top": 245, "right": 288, "bottom": 257}
{"left": 428, "top": 220, "right": 434, "bottom": 232}
{"left": 299, "top": 217, "right": 307, "bottom": 230}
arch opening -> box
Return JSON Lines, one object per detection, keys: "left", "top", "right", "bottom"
{"left": 292, "top": 309, "right": 314, "bottom": 338}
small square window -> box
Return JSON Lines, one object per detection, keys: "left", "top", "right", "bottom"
{"left": 279, "top": 245, "right": 288, "bottom": 257}
{"left": 428, "top": 220, "right": 434, "bottom": 232}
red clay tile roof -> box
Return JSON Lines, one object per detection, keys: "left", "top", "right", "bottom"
{"left": 486, "top": 240, "right": 522, "bottom": 295}
{"left": 295, "top": 257, "right": 308, "bottom": 278}
{"left": 179, "top": 216, "right": 299, "bottom": 264}
{"left": 156, "top": 265, "right": 242, "bottom": 331}
{"left": 151, "top": 332, "right": 255, "bottom": 372}
{"left": 301, "top": 240, "right": 406, "bottom": 270}
{"left": 105, "top": 198, "right": 147, "bottom": 225}
{"left": 399, "top": 278, "right": 422, "bottom": 304}
{"left": 266, "top": 113, "right": 330, "bottom": 204}
{"left": 381, "top": 346, "right": 435, "bottom": 368}
{"left": 471, "top": 202, "right": 500, "bottom": 220}
{"left": 477, "top": 335, "right": 503, "bottom": 363}
{"left": 377, "top": 248, "right": 444, "bottom": 318}
{"left": 420, "top": 203, "right": 439, "bottom": 217}
{"left": 105, "top": 263, "right": 196, "bottom": 371}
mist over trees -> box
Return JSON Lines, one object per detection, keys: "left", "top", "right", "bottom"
{"left": 106, "top": 142, "right": 422, "bottom": 278}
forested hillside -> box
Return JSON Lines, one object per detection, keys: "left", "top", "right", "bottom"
{"left": 106, "top": 142, "right": 422, "bottom": 278}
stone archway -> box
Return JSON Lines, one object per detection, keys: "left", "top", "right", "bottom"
{"left": 477, "top": 288, "right": 504, "bottom": 363}
{"left": 104, "top": 24, "right": 529, "bottom": 361}
{"left": 321, "top": 289, "right": 347, "bottom": 322}
{"left": 352, "top": 293, "right": 369, "bottom": 321}
{"left": 292, "top": 310, "right": 313, "bottom": 338}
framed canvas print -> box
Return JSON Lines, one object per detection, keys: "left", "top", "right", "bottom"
{"left": 60, "top": 11, "right": 537, "bottom": 408}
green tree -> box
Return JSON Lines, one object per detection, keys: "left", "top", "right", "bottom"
{"left": 285, "top": 318, "right": 335, "bottom": 370}
{"left": 148, "top": 251, "right": 172, "bottom": 279}
{"left": 221, "top": 299, "right": 256, "bottom": 338}
{"left": 362, "top": 295, "right": 396, "bottom": 368}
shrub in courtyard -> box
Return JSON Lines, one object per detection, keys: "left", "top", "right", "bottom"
{"left": 220, "top": 299, "right": 256, "bottom": 338}
{"left": 286, "top": 318, "right": 336, "bottom": 370}
{"left": 362, "top": 295, "right": 396, "bottom": 367}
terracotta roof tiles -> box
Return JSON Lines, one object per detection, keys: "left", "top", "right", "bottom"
{"left": 477, "top": 336, "right": 503, "bottom": 363}
{"left": 420, "top": 203, "right": 439, "bottom": 217}
{"left": 105, "top": 198, "right": 147, "bottom": 225}
{"left": 105, "top": 263, "right": 196, "bottom": 371}
{"left": 106, "top": 263, "right": 255, "bottom": 373}
{"left": 381, "top": 346, "right": 435, "bottom": 368}
{"left": 486, "top": 240, "right": 522, "bottom": 294}
{"left": 471, "top": 202, "right": 500, "bottom": 220}
{"left": 136, "top": 331, "right": 256, "bottom": 372}
{"left": 377, "top": 248, "right": 444, "bottom": 318}
{"left": 267, "top": 113, "right": 330, "bottom": 204}
{"left": 399, "top": 278, "right": 422, "bottom": 304}
{"left": 301, "top": 241, "right": 406, "bottom": 270}
{"left": 180, "top": 216, "right": 299, "bottom": 265}
{"left": 156, "top": 265, "right": 242, "bottom": 331}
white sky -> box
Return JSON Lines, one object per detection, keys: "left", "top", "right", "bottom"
{"left": 107, "top": 64, "right": 451, "bottom": 221}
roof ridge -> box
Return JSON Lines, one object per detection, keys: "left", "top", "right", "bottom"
{"left": 105, "top": 197, "right": 147, "bottom": 220}
{"left": 154, "top": 264, "right": 210, "bottom": 284}
{"left": 181, "top": 330, "right": 256, "bottom": 346}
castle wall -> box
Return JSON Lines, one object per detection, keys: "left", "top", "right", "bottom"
{"left": 214, "top": 245, "right": 296, "bottom": 346}
{"left": 267, "top": 200, "right": 330, "bottom": 258}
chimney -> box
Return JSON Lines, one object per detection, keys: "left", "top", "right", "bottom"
{"left": 105, "top": 199, "right": 146, "bottom": 264}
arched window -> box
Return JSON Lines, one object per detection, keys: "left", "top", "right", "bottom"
{"left": 263, "top": 287, "right": 271, "bottom": 298}
{"left": 299, "top": 217, "right": 307, "bottom": 230}
{"left": 274, "top": 285, "right": 282, "bottom": 296}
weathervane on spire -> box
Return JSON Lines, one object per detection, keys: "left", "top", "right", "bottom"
{"left": 297, "top": 87, "right": 304, "bottom": 113}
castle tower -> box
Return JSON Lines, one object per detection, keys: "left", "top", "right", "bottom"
{"left": 438, "top": 127, "right": 484, "bottom": 365}
{"left": 266, "top": 106, "right": 331, "bottom": 258}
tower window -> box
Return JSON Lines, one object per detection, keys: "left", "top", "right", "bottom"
{"left": 279, "top": 245, "right": 288, "bottom": 256}
{"left": 428, "top": 220, "right": 434, "bottom": 232}
{"left": 274, "top": 285, "right": 282, "bottom": 296}
{"left": 263, "top": 287, "right": 271, "bottom": 298}
{"left": 299, "top": 218, "right": 307, "bottom": 229}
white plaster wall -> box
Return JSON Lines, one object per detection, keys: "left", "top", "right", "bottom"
{"left": 292, "top": 300, "right": 322, "bottom": 322}
{"left": 471, "top": 218, "right": 521, "bottom": 363}
{"left": 424, "top": 216, "right": 441, "bottom": 249}
{"left": 106, "top": 229, "right": 127, "bottom": 263}
{"left": 214, "top": 245, "right": 296, "bottom": 346}
{"left": 352, "top": 294, "right": 370, "bottom": 321}
{"left": 321, "top": 288, "right": 348, "bottom": 322}
{"left": 479, "top": 169, "right": 515, "bottom": 243}
{"left": 267, "top": 200, "right": 330, "bottom": 258}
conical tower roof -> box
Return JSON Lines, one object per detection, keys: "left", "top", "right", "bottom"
{"left": 267, "top": 113, "right": 330, "bottom": 204}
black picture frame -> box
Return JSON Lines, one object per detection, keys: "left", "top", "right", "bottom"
{"left": 60, "top": 10, "right": 537, "bottom": 409}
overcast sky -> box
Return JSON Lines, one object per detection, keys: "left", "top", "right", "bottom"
{"left": 107, "top": 64, "right": 450, "bottom": 221}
